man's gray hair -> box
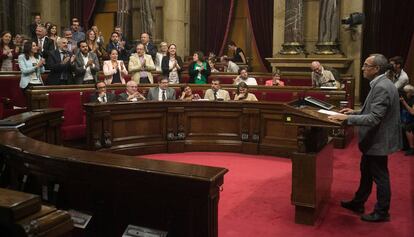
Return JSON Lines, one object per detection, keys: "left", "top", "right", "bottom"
{"left": 403, "top": 84, "right": 414, "bottom": 94}
{"left": 370, "top": 54, "right": 389, "bottom": 75}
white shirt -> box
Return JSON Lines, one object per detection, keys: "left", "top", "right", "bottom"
{"left": 234, "top": 77, "right": 258, "bottom": 86}
{"left": 393, "top": 69, "right": 409, "bottom": 90}
{"left": 81, "top": 53, "right": 94, "bottom": 81}
{"left": 97, "top": 94, "right": 107, "bottom": 103}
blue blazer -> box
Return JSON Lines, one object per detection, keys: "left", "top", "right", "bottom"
{"left": 18, "top": 54, "right": 45, "bottom": 89}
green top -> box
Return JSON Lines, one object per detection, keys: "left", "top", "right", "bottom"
{"left": 193, "top": 62, "right": 208, "bottom": 84}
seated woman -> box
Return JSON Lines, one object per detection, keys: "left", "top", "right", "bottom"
{"left": 208, "top": 59, "right": 220, "bottom": 73}
{"left": 189, "top": 51, "right": 211, "bottom": 84}
{"left": 179, "top": 85, "right": 200, "bottom": 101}
{"left": 399, "top": 84, "right": 414, "bottom": 155}
{"left": 103, "top": 49, "right": 128, "bottom": 84}
{"left": 265, "top": 71, "right": 285, "bottom": 86}
{"left": 18, "top": 40, "right": 45, "bottom": 90}
{"left": 234, "top": 82, "right": 258, "bottom": 101}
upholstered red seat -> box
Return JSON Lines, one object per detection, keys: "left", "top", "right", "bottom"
{"left": 48, "top": 91, "right": 85, "bottom": 140}
{"left": 283, "top": 77, "right": 312, "bottom": 86}
{"left": 264, "top": 91, "right": 296, "bottom": 102}
{"left": 0, "top": 75, "right": 28, "bottom": 119}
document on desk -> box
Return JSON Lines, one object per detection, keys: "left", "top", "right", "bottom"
{"left": 317, "top": 109, "right": 341, "bottom": 116}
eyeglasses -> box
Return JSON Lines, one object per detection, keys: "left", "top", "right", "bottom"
{"left": 97, "top": 86, "right": 106, "bottom": 89}
{"left": 362, "top": 63, "right": 376, "bottom": 68}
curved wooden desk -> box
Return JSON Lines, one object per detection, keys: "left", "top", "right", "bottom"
{"left": 0, "top": 109, "right": 227, "bottom": 237}
{"left": 1, "top": 102, "right": 341, "bottom": 237}
{"left": 85, "top": 100, "right": 342, "bottom": 225}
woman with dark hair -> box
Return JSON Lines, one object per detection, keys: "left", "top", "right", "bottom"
{"left": 161, "top": 43, "right": 183, "bottom": 84}
{"left": 234, "top": 81, "right": 258, "bottom": 101}
{"left": 18, "top": 40, "right": 45, "bottom": 89}
{"left": 188, "top": 51, "right": 211, "bottom": 84}
{"left": 103, "top": 49, "right": 128, "bottom": 84}
{"left": 47, "top": 24, "right": 59, "bottom": 50}
{"left": 179, "top": 84, "right": 200, "bottom": 101}
{"left": 0, "top": 31, "right": 19, "bottom": 71}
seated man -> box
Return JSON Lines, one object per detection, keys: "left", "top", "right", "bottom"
{"left": 204, "top": 78, "right": 231, "bottom": 101}
{"left": 90, "top": 81, "right": 116, "bottom": 103}
{"left": 310, "top": 61, "right": 340, "bottom": 88}
{"left": 118, "top": 80, "right": 146, "bottom": 102}
{"left": 147, "top": 77, "right": 176, "bottom": 101}
{"left": 233, "top": 68, "right": 258, "bottom": 86}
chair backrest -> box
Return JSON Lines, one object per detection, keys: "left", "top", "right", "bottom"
{"left": 48, "top": 91, "right": 83, "bottom": 126}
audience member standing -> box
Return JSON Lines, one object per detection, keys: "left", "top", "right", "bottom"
{"left": 86, "top": 29, "right": 106, "bottom": 61}
{"left": 189, "top": 51, "right": 211, "bottom": 84}
{"left": 103, "top": 49, "right": 128, "bottom": 85}
{"left": 91, "top": 25, "right": 105, "bottom": 47}
{"left": 161, "top": 44, "right": 183, "bottom": 84}
{"left": 47, "top": 24, "right": 60, "bottom": 50}
{"left": 233, "top": 68, "right": 257, "bottom": 86}
{"left": 0, "top": 31, "right": 19, "bottom": 71}
{"left": 13, "top": 34, "right": 24, "bottom": 55}
{"left": 389, "top": 56, "right": 409, "bottom": 90}
{"left": 46, "top": 38, "right": 75, "bottom": 85}
{"left": 155, "top": 41, "right": 168, "bottom": 71}
{"left": 128, "top": 43, "right": 156, "bottom": 84}
{"left": 228, "top": 41, "right": 247, "bottom": 64}
{"left": 33, "top": 25, "right": 54, "bottom": 60}
{"left": 73, "top": 40, "right": 100, "bottom": 84}
{"left": 28, "top": 14, "right": 42, "bottom": 40}
{"left": 71, "top": 21, "right": 85, "bottom": 43}
{"left": 106, "top": 32, "right": 129, "bottom": 61}
{"left": 114, "top": 26, "right": 130, "bottom": 51}
{"left": 399, "top": 84, "right": 414, "bottom": 155}
{"left": 63, "top": 29, "right": 77, "bottom": 53}
{"left": 140, "top": 32, "right": 157, "bottom": 61}
{"left": 329, "top": 54, "right": 401, "bottom": 222}
{"left": 18, "top": 40, "right": 45, "bottom": 89}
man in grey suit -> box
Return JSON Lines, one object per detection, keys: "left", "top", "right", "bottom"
{"left": 329, "top": 54, "right": 401, "bottom": 222}
{"left": 73, "top": 40, "right": 100, "bottom": 84}
{"left": 147, "top": 77, "right": 176, "bottom": 101}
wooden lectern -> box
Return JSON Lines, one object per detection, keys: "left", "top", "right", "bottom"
{"left": 284, "top": 100, "right": 342, "bottom": 225}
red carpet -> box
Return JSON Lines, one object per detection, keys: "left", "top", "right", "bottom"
{"left": 142, "top": 138, "right": 414, "bottom": 237}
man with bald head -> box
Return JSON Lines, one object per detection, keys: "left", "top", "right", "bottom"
{"left": 310, "top": 61, "right": 339, "bottom": 88}
{"left": 117, "top": 80, "right": 146, "bottom": 102}
{"left": 139, "top": 32, "right": 157, "bottom": 61}
{"left": 329, "top": 54, "right": 401, "bottom": 222}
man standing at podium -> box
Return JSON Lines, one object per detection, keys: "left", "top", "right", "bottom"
{"left": 329, "top": 54, "right": 401, "bottom": 222}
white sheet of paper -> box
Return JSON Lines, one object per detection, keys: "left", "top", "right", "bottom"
{"left": 317, "top": 109, "right": 341, "bottom": 116}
